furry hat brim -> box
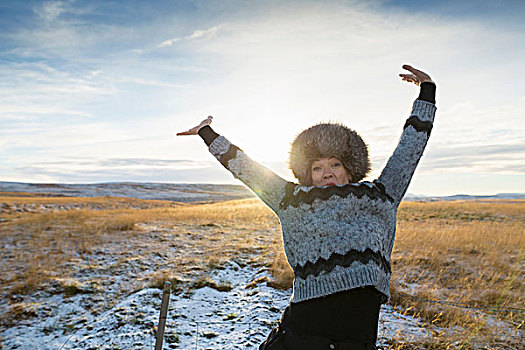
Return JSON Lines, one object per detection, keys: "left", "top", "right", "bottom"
{"left": 289, "top": 123, "right": 370, "bottom": 185}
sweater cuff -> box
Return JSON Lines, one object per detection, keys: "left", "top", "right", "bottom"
{"left": 198, "top": 125, "right": 220, "bottom": 146}
{"left": 412, "top": 99, "right": 437, "bottom": 123}
{"left": 418, "top": 82, "right": 436, "bottom": 104}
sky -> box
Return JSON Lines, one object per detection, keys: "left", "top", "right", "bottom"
{"left": 1, "top": 0, "right": 524, "bottom": 196}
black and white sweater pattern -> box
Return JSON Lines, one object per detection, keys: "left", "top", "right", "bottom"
{"left": 202, "top": 96, "right": 436, "bottom": 304}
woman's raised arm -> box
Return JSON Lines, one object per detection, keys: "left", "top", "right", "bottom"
{"left": 177, "top": 117, "right": 293, "bottom": 213}
{"left": 375, "top": 65, "right": 437, "bottom": 204}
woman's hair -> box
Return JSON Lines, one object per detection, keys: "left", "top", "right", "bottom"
{"left": 289, "top": 123, "right": 371, "bottom": 186}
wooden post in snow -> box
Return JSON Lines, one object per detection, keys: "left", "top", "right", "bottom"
{"left": 155, "top": 281, "right": 171, "bottom": 350}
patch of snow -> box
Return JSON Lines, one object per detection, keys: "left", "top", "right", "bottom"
{"left": 2, "top": 262, "right": 452, "bottom": 349}
{"left": 378, "top": 305, "right": 433, "bottom": 341}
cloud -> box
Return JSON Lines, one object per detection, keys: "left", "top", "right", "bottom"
{"left": 116, "top": 78, "right": 186, "bottom": 88}
{"left": 368, "top": 140, "right": 524, "bottom": 178}
{"left": 34, "top": 1, "right": 67, "bottom": 23}
{"left": 24, "top": 157, "right": 211, "bottom": 169}
{"left": 188, "top": 26, "right": 221, "bottom": 39}
{"left": 96, "top": 158, "right": 210, "bottom": 169}
{"left": 158, "top": 37, "right": 181, "bottom": 48}
{"left": 419, "top": 142, "right": 524, "bottom": 174}
{"left": 158, "top": 25, "right": 221, "bottom": 48}
{"left": 431, "top": 143, "right": 524, "bottom": 158}
{"left": 0, "top": 159, "right": 235, "bottom": 184}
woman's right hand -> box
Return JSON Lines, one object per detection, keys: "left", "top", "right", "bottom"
{"left": 177, "top": 116, "right": 213, "bottom": 136}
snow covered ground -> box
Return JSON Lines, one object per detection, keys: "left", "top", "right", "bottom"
{"left": 2, "top": 186, "right": 521, "bottom": 349}
{"left": 2, "top": 261, "right": 445, "bottom": 350}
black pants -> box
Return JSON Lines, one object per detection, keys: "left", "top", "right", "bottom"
{"left": 260, "top": 286, "right": 382, "bottom": 350}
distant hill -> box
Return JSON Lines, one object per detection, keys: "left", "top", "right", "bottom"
{"left": 0, "top": 181, "right": 253, "bottom": 203}
{"left": 0, "top": 181, "right": 523, "bottom": 203}
{"left": 405, "top": 193, "right": 525, "bottom": 201}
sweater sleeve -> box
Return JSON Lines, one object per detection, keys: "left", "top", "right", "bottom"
{"left": 376, "top": 83, "right": 437, "bottom": 204}
{"left": 199, "top": 128, "right": 293, "bottom": 213}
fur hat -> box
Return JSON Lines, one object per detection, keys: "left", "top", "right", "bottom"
{"left": 289, "top": 123, "right": 371, "bottom": 185}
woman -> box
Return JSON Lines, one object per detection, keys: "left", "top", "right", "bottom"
{"left": 178, "top": 65, "right": 436, "bottom": 349}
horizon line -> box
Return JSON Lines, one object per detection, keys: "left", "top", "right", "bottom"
{"left": 0, "top": 180, "right": 523, "bottom": 198}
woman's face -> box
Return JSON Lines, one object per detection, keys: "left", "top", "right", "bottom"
{"left": 310, "top": 157, "right": 350, "bottom": 186}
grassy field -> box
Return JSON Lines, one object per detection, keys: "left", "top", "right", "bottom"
{"left": 0, "top": 192, "right": 523, "bottom": 349}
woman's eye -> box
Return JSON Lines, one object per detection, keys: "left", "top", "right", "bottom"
{"left": 332, "top": 163, "right": 341, "bottom": 168}
{"left": 313, "top": 167, "right": 322, "bottom": 172}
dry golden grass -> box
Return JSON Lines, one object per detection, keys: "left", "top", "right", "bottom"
{"left": 387, "top": 200, "right": 524, "bottom": 348}
{"left": 0, "top": 195, "right": 280, "bottom": 298}
{"left": 0, "top": 192, "right": 184, "bottom": 218}
{"left": 1, "top": 194, "right": 523, "bottom": 348}
{"left": 1, "top": 191, "right": 184, "bottom": 204}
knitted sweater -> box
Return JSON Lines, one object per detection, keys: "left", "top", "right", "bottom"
{"left": 198, "top": 85, "right": 436, "bottom": 303}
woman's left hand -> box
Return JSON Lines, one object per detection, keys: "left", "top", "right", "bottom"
{"left": 399, "top": 64, "right": 433, "bottom": 86}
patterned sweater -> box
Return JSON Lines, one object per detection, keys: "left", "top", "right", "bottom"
{"left": 198, "top": 84, "right": 436, "bottom": 303}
